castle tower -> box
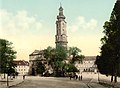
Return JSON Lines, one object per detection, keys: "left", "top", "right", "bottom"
{"left": 55, "top": 5, "right": 68, "bottom": 48}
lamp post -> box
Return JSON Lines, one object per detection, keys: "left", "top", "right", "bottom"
{"left": 6, "top": 64, "right": 9, "bottom": 87}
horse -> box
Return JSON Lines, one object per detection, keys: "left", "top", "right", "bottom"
{"left": 69, "top": 73, "right": 78, "bottom": 80}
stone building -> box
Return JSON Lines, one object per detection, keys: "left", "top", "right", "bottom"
{"left": 28, "top": 50, "right": 47, "bottom": 75}
{"left": 28, "top": 5, "right": 68, "bottom": 76}
{"left": 55, "top": 5, "right": 68, "bottom": 48}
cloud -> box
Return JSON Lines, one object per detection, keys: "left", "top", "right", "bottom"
{"left": 67, "top": 16, "right": 100, "bottom": 56}
{"left": 0, "top": 9, "right": 51, "bottom": 60}
{"left": 0, "top": 9, "right": 42, "bottom": 36}
{"left": 69, "top": 16, "right": 97, "bottom": 32}
{"left": 0, "top": 9, "right": 99, "bottom": 60}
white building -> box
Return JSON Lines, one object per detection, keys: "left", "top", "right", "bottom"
{"left": 75, "top": 56, "right": 97, "bottom": 73}
{"left": 13, "top": 60, "right": 29, "bottom": 76}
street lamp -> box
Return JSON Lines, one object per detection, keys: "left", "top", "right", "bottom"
{"left": 6, "top": 64, "right": 9, "bottom": 87}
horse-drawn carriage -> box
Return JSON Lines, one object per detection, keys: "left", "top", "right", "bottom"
{"left": 69, "top": 72, "right": 82, "bottom": 80}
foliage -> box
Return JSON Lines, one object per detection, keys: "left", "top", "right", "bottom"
{"left": 55, "top": 44, "right": 67, "bottom": 61}
{"left": 43, "top": 45, "right": 68, "bottom": 76}
{"left": 43, "top": 45, "right": 84, "bottom": 76}
{"left": 64, "top": 64, "right": 79, "bottom": 72}
{"left": 43, "top": 46, "right": 53, "bottom": 60}
{"left": 68, "top": 47, "right": 84, "bottom": 64}
{"left": 36, "top": 61, "right": 45, "bottom": 75}
{"left": 0, "top": 39, "right": 17, "bottom": 74}
{"left": 96, "top": 0, "right": 120, "bottom": 82}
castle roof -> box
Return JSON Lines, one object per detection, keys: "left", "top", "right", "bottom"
{"left": 13, "top": 60, "right": 29, "bottom": 66}
{"left": 29, "top": 50, "right": 44, "bottom": 56}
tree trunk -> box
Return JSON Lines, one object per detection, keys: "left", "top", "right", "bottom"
{"left": 111, "top": 75, "right": 113, "bottom": 82}
{"left": 72, "top": 55, "right": 75, "bottom": 63}
{"left": 114, "top": 75, "right": 117, "bottom": 83}
{"left": 114, "top": 67, "right": 117, "bottom": 83}
{"left": 4, "top": 73, "right": 5, "bottom": 79}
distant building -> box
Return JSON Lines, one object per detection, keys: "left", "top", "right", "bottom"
{"left": 13, "top": 60, "right": 29, "bottom": 76}
{"left": 28, "top": 50, "right": 49, "bottom": 75}
{"left": 55, "top": 5, "right": 68, "bottom": 48}
{"left": 75, "top": 56, "right": 97, "bottom": 73}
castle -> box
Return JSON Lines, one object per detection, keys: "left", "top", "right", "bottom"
{"left": 28, "top": 5, "right": 67, "bottom": 75}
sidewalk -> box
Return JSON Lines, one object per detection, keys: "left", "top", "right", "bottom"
{"left": 0, "top": 76, "right": 24, "bottom": 88}
{"left": 99, "top": 80, "right": 120, "bottom": 88}
{"left": 82, "top": 72, "right": 120, "bottom": 88}
{"left": 98, "top": 74, "right": 120, "bottom": 88}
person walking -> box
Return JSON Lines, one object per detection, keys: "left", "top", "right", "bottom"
{"left": 23, "top": 75, "right": 25, "bottom": 80}
{"left": 80, "top": 74, "right": 82, "bottom": 80}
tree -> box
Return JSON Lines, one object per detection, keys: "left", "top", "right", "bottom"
{"left": 55, "top": 44, "right": 67, "bottom": 61}
{"left": 43, "top": 46, "right": 53, "bottom": 65}
{"left": 0, "top": 39, "right": 17, "bottom": 78}
{"left": 43, "top": 45, "right": 84, "bottom": 77}
{"left": 53, "top": 45, "right": 67, "bottom": 77}
{"left": 43, "top": 45, "right": 67, "bottom": 77}
{"left": 96, "top": 0, "right": 120, "bottom": 83}
{"left": 36, "top": 61, "right": 45, "bottom": 75}
{"left": 64, "top": 63, "right": 79, "bottom": 72}
{"left": 68, "top": 47, "right": 84, "bottom": 64}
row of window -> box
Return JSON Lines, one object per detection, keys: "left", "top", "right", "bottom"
{"left": 77, "top": 65, "right": 94, "bottom": 68}
{"left": 83, "top": 61, "right": 94, "bottom": 63}
{"left": 17, "top": 69, "right": 26, "bottom": 71}
{"left": 17, "top": 66, "right": 27, "bottom": 68}
{"left": 19, "top": 72, "right": 28, "bottom": 75}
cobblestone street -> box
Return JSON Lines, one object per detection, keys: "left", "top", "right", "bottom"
{"left": 11, "top": 77, "right": 89, "bottom": 88}
{"left": 1, "top": 73, "right": 120, "bottom": 88}
{"left": 9, "top": 73, "right": 120, "bottom": 88}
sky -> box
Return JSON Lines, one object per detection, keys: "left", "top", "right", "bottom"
{"left": 0, "top": 0, "right": 116, "bottom": 61}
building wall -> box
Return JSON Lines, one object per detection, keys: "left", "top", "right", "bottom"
{"left": 15, "top": 65, "right": 29, "bottom": 76}
{"left": 75, "top": 56, "right": 97, "bottom": 73}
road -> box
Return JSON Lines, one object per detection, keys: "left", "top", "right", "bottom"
{"left": 11, "top": 77, "right": 91, "bottom": 88}
{"left": 11, "top": 72, "right": 120, "bottom": 88}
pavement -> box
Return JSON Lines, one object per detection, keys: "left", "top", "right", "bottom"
{"left": 0, "top": 73, "right": 120, "bottom": 88}
{"left": 98, "top": 79, "right": 120, "bottom": 88}
{"left": 82, "top": 72, "right": 120, "bottom": 88}
{"left": 0, "top": 76, "right": 24, "bottom": 88}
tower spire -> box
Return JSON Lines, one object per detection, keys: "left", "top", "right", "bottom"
{"left": 57, "top": 3, "right": 65, "bottom": 20}
{"left": 60, "top": 2, "right": 62, "bottom": 7}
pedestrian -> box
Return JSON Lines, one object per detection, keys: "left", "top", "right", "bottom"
{"left": 69, "top": 73, "right": 72, "bottom": 80}
{"left": 78, "top": 74, "right": 80, "bottom": 80}
{"left": 80, "top": 75, "right": 82, "bottom": 80}
{"left": 23, "top": 75, "right": 25, "bottom": 80}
